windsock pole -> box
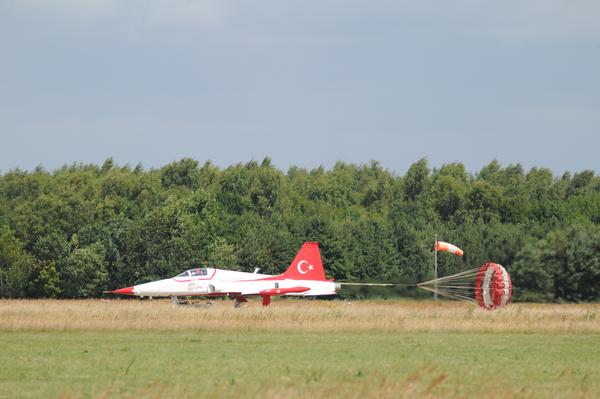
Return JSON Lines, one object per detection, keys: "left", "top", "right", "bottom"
{"left": 434, "top": 234, "right": 438, "bottom": 301}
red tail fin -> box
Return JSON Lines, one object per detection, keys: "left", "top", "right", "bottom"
{"left": 282, "top": 242, "right": 326, "bottom": 281}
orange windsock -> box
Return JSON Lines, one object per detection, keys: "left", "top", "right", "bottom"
{"left": 435, "top": 241, "right": 464, "bottom": 256}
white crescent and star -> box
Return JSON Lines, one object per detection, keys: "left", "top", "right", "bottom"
{"left": 297, "top": 260, "right": 314, "bottom": 274}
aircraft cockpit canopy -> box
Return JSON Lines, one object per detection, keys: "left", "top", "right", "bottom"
{"left": 176, "top": 268, "right": 208, "bottom": 278}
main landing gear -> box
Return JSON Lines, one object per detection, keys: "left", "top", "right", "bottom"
{"left": 170, "top": 296, "right": 214, "bottom": 308}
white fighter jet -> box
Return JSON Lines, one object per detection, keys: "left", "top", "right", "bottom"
{"left": 108, "top": 242, "right": 340, "bottom": 306}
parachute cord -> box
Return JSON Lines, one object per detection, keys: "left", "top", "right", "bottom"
{"left": 431, "top": 288, "right": 474, "bottom": 302}
{"left": 416, "top": 267, "right": 486, "bottom": 302}
{"left": 424, "top": 284, "right": 478, "bottom": 290}
{"left": 417, "top": 285, "right": 469, "bottom": 300}
{"left": 417, "top": 285, "right": 474, "bottom": 302}
{"left": 339, "top": 283, "right": 414, "bottom": 287}
{"left": 430, "top": 267, "right": 480, "bottom": 280}
{"left": 417, "top": 268, "right": 480, "bottom": 286}
{"left": 428, "top": 272, "right": 481, "bottom": 283}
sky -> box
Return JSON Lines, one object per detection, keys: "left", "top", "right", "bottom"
{"left": 1, "top": 0, "right": 599, "bottom": 175}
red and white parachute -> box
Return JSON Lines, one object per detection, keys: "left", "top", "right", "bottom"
{"left": 475, "top": 263, "right": 512, "bottom": 309}
{"left": 417, "top": 262, "right": 512, "bottom": 310}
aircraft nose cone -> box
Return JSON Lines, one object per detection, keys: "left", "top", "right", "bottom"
{"left": 110, "top": 286, "right": 134, "bottom": 295}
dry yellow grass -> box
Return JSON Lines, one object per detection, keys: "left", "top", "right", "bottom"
{"left": 2, "top": 299, "right": 599, "bottom": 398}
{"left": 1, "top": 298, "right": 598, "bottom": 333}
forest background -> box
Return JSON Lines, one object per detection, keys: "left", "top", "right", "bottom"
{"left": 0, "top": 157, "right": 598, "bottom": 302}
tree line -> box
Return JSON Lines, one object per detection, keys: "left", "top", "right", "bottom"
{"left": 0, "top": 157, "right": 598, "bottom": 302}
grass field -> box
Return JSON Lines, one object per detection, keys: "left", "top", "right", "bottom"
{"left": 1, "top": 299, "right": 599, "bottom": 398}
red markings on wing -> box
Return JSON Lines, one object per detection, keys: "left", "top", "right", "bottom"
{"left": 259, "top": 286, "right": 310, "bottom": 296}
{"left": 259, "top": 286, "right": 310, "bottom": 307}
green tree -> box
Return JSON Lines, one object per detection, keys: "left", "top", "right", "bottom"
{"left": 403, "top": 158, "right": 429, "bottom": 201}
{"left": 0, "top": 226, "right": 36, "bottom": 297}
{"left": 207, "top": 238, "right": 238, "bottom": 269}
{"left": 431, "top": 175, "right": 466, "bottom": 221}
{"left": 160, "top": 158, "right": 201, "bottom": 190}
{"left": 61, "top": 244, "right": 109, "bottom": 297}
{"left": 467, "top": 180, "right": 502, "bottom": 224}
{"left": 31, "top": 261, "right": 62, "bottom": 297}
{"left": 1, "top": 157, "right": 599, "bottom": 301}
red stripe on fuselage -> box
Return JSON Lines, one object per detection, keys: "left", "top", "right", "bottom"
{"left": 232, "top": 275, "right": 335, "bottom": 282}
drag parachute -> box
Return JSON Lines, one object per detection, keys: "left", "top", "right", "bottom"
{"left": 475, "top": 263, "right": 512, "bottom": 309}
{"left": 418, "top": 263, "right": 512, "bottom": 310}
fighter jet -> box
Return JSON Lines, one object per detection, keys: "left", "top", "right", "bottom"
{"left": 108, "top": 242, "right": 340, "bottom": 306}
